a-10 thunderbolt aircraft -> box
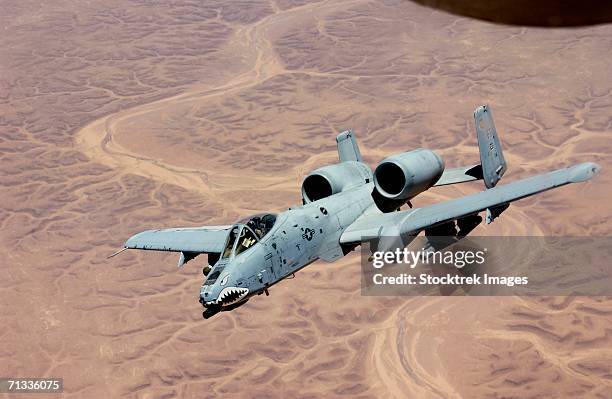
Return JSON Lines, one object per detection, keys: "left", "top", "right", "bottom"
{"left": 113, "top": 106, "right": 601, "bottom": 318}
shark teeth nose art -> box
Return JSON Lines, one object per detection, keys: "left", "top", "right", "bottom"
{"left": 216, "top": 287, "right": 249, "bottom": 306}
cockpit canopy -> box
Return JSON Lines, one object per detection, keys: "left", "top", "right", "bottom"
{"left": 221, "top": 213, "right": 277, "bottom": 259}
{"left": 204, "top": 214, "right": 277, "bottom": 286}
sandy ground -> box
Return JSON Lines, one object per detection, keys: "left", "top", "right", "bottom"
{"left": 1, "top": 0, "right": 611, "bottom": 398}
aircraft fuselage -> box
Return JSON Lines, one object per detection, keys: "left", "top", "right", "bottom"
{"left": 199, "top": 183, "right": 376, "bottom": 316}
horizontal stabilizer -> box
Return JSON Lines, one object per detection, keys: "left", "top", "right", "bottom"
{"left": 434, "top": 164, "right": 483, "bottom": 186}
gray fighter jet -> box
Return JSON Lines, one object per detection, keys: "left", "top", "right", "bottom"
{"left": 114, "top": 106, "right": 601, "bottom": 319}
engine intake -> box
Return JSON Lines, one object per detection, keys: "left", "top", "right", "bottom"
{"left": 302, "top": 161, "right": 372, "bottom": 203}
{"left": 374, "top": 149, "right": 444, "bottom": 200}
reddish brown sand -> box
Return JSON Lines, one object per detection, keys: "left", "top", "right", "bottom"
{"left": 1, "top": 0, "right": 611, "bottom": 398}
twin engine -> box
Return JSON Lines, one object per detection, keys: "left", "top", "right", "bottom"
{"left": 301, "top": 148, "right": 444, "bottom": 206}
{"left": 373, "top": 149, "right": 444, "bottom": 200}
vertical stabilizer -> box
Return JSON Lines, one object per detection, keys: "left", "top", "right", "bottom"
{"left": 336, "top": 130, "right": 363, "bottom": 162}
{"left": 474, "top": 105, "right": 507, "bottom": 188}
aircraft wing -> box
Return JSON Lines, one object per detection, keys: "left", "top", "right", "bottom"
{"left": 340, "top": 162, "right": 600, "bottom": 245}
{"left": 124, "top": 225, "right": 231, "bottom": 254}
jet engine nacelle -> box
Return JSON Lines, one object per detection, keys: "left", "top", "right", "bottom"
{"left": 302, "top": 161, "right": 372, "bottom": 203}
{"left": 374, "top": 149, "right": 444, "bottom": 200}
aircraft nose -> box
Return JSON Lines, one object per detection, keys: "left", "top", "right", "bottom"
{"left": 199, "top": 291, "right": 208, "bottom": 305}
{"left": 199, "top": 285, "right": 216, "bottom": 306}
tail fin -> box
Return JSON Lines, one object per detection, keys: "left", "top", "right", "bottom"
{"left": 474, "top": 105, "right": 507, "bottom": 188}
{"left": 336, "top": 130, "right": 363, "bottom": 162}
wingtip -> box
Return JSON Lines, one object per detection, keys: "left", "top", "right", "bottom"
{"left": 568, "top": 162, "right": 602, "bottom": 183}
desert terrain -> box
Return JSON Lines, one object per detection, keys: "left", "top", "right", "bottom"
{"left": 1, "top": 0, "right": 611, "bottom": 398}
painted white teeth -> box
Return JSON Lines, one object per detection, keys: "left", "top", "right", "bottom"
{"left": 215, "top": 287, "right": 248, "bottom": 305}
